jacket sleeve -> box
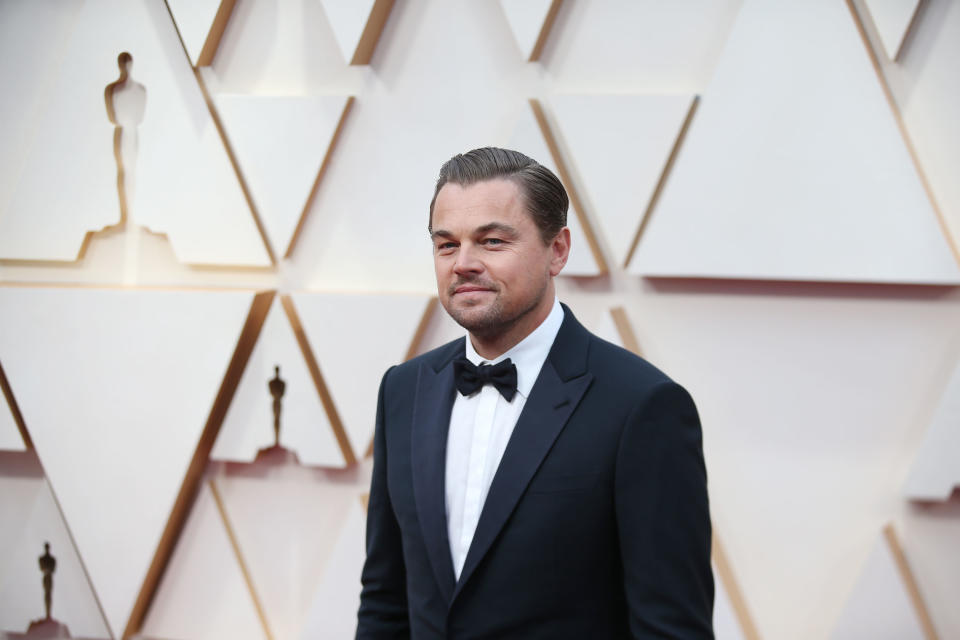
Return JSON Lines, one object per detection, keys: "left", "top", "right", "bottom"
{"left": 615, "top": 381, "right": 715, "bottom": 639}
{"left": 356, "top": 367, "right": 410, "bottom": 639}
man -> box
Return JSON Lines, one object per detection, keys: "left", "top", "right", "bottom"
{"left": 357, "top": 147, "right": 713, "bottom": 639}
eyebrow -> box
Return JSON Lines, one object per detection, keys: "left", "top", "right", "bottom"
{"left": 430, "top": 222, "right": 520, "bottom": 241}
{"left": 475, "top": 222, "right": 519, "bottom": 238}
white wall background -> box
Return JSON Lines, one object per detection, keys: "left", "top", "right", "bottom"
{"left": 1, "top": 1, "right": 959, "bottom": 639}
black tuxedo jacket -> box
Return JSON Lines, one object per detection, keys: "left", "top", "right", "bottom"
{"left": 357, "top": 306, "right": 713, "bottom": 639}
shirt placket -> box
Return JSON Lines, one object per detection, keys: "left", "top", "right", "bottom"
{"left": 457, "top": 384, "right": 499, "bottom": 573}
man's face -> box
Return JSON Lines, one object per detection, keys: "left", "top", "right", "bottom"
{"left": 431, "top": 179, "right": 568, "bottom": 342}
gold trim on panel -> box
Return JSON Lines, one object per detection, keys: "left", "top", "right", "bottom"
{"left": 529, "top": 0, "right": 563, "bottom": 62}
{"left": 622, "top": 95, "right": 700, "bottom": 269}
{"left": 845, "top": 0, "right": 960, "bottom": 270}
{"left": 883, "top": 523, "right": 940, "bottom": 640}
{"left": 403, "top": 297, "right": 439, "bottom": 363}
{"left": 0, "top": 359, "right": 34, "bottom": 450}
{"left": 712, "top": 532, "right": 762, "bottom": 640}
{"left": 892, "top": 0, "right": 926, "bottom": 62}
{"left": 209, "top": 477, "right": 275, "bottom": 640}
{"left": 529, "top": 98, "right": 609, "bottom": 275}
{"left": 192, "top": 69, "right": 278, "bottom": 266}
{"left": 285, "top": 96, "right": 357, "bottom": 258}
{"left": 351, "top": 0, "right": 396, "bottom": 65}
{"left": 609, "top": 307, "right": 642, "bottom": 357}
{"left": 280, "top": 294, "right": 358, "bottom": 466}
{"left": 360, "top": 492, "right": 370, "bottom": 512}
{"left": 197, "top": 0, "right": 239, "bottom": 67}
{"left": 125, "top": 290, "right": 275, "bottom": 638}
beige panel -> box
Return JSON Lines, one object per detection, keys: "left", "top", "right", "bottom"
{"left": 550, "top": 94, "right": 696, "bottom": 268}
{"left": 213, "top": 94, "right": 353, "bottom": 258}
{"left": 1, "top": 0, "right": 271, "bottom": 266}
{"left": 0, "top": 2, "right": 82, "bottom": 237}
{"left": 630, "top": 285, "right": 960, "bottom": 640}
{"left": 318, "top": 0, "right": 385, "bottom": 65}
{"left": 166, "top": 0, "right": 224, "bottom": 66}
{"left": 299, "top": 498, "right": 368, "bottom": 639}
{"left": 863, "top": 0, "right": 924, "bottom": 61}
{"left": 142, "top": 479, "right": 266, "bottom": 640}
{"left": 0, "top": 287, "right": 256, "bottom": 637}
{"left": 0, "top": 453, "right": 110, "bottom": 638}
{"left": 291, "top": 292, "right": 435, "bottom": 460}
{"left": 213, "top": 297, "right": 346, "bottom": 468}
{"left": 830, "top": 524, "right": 937, "bottom": 639}
{"left": 497, "top": 0, "right": 562, "bottom": 62}
{"left": 630, "top": 0, "right": 960, "bottom": 283}
{"left": 543, "top": 0, "right": 742, "bottom": 92}
{"left": 214, "top": 467, "right": 360, "bottom": 640}
{"left": 904, "top": 358, "right": 960, "bottom": 501}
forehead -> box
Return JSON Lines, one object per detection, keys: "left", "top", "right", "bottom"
{"left": 432, "top": 179, "right": 530, "bottom": 229}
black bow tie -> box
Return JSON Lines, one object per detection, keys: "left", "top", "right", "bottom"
{"left": 453, "top": 357, "right": 518, "bottom": 401}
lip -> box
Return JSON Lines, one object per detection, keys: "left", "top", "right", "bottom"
{"left": 453, "top": 285, "right": 493, "bottom": 295}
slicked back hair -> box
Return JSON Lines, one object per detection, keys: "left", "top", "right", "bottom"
{"left": 428, "top": 147, "right": 568, "bottom": 245}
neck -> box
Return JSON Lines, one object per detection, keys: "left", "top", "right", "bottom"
{"left": 469, "top": 288, "right": 555, "bottom": 360}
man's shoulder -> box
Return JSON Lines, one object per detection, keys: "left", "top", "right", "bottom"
{"left": 576, "top": 328, "right": 687, "bottom": 406}
{"left": 556, "top": 306, "right": 676, "bottom": 388}
{"left": 587, "top": 332, "right": 672, "bottom": 382}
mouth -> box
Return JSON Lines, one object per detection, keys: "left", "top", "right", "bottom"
{"left": 453, "top": 285, "right": 493, "bottom": 295}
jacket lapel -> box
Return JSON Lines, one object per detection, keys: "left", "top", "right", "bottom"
{"left": 411, "top": 340, "right": 462, "bottom": 603}
{"left": 453, "top": 308, "right": 594, "bottom": 601}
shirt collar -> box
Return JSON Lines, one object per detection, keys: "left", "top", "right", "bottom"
{"left": 464, "top": 297, "right": 564, "bottom": 399}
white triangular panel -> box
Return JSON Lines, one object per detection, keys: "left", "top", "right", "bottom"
{"left": 214, "top": 94, "right": 349, "bottom": 256}
{"left": 506, "top": 106, "right": 603, "bottom": 276}
{"left": 0, "top": 1, "right": 270, "bottom": 265}
{"left": 904, "top": 359, "right": 960, "bottom": 501}
{"left": 0, "top": 287, "right": 255, "bottom": 637}
{"left": 213, "top": 298, "right": 345, "bottom": 468}
{"left": 300, "top": 498, "right": 367, "bottom": 639}
{"left": 498, "top": 0, "right": 554, "bottom": 61}
{"left": 552, "top": 94, "right": 694, "bottom": 267}
{"left": 142, "top": 481, "right": 266, "bottom": 640}
{"left": 864, "top": 0, "right": 922, "bottom": 61}
{"left": 0, "top": 384, "right": 26, "bottom": 452}
{"left": 215, "top": 470, "right": 358, "bottom": 640}
{"left": 0, "top": 464, "right": 110, "bottom": 638}
{"left": 830, "top": 529, "right": 927, "bottom": 640}
{"left": 713, "top": 559, "right": 749, "bottom": 640}
{"left": 292, "top": 293, "right": 431, "bottom": 457}
{"left": 630, "top": 0, "right": 960, "bottom": 284}
{"left": 318, "top": 0, "right": 377, "bottom": 64}
{"left": 166, "top": 0, "right": 222, "bottom": 66}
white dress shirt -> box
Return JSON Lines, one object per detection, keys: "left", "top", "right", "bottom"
{"left": 445, "top": 298, "right": 564, "bottom": 579}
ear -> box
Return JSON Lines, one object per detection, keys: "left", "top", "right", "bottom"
{"left": 548, "top": 227, "right": 571, "bottom": 277}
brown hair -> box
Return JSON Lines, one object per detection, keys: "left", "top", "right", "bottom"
{"left": 428, "top": 147, "right": 568, "bottom": 244}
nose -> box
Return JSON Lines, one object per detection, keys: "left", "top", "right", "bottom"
{"left": 453, "top": 243, "right": 483, "bottom": 276}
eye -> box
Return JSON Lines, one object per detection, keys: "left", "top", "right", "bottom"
{"left": 435, "top": 241, "right": 457, "bottom": 253}
{"left": 482, "top": 237, "right": 504, "bottom": 246}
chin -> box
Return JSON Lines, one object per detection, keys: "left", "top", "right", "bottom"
{"left": 447, "top": 305, "right": 503, "bottom": 335}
